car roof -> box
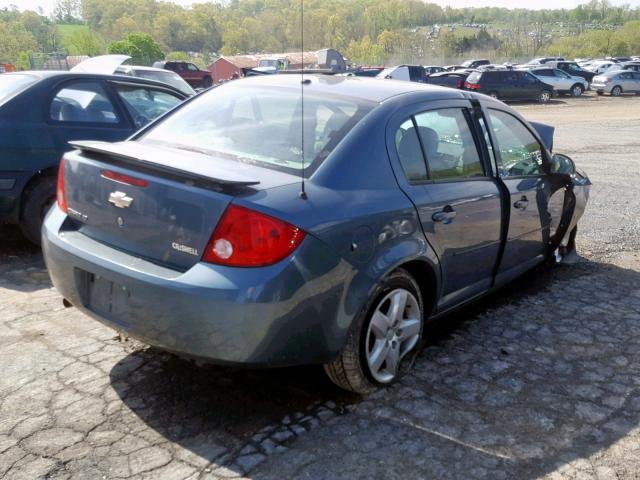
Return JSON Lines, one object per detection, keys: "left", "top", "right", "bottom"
{"left": 234, "top": 74, "right": 469, "bottom": 103}
{"left": 118, "top": 65, "right": 174, "bottom": 73}
{"left": 5, "top": 70, "right": 187, "bottom": 94}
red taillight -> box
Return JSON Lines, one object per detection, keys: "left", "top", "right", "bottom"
{"left": 202, "top": 204, "right": 305, "bottom": 267}
{"left": 465, "top": 82, "right": 481, "bottom": 90}
{"left": 101, "top": 170, "right": 148, "bottom": 187}
{"left": 56, "top": 158, "right": 67, "bottom": 213}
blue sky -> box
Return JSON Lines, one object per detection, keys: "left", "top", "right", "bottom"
{"left": 2, "top": 0, "right": 640, "bottom": 16}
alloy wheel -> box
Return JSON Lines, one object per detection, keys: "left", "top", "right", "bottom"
{"left": 365, "top": 288, "right": 421, "bottom": 383}
{"left": 540, "top": 91, "right": 551, "bottom": 103}
{"left": 572, "top": 85, "right": 583, "bottom": 97}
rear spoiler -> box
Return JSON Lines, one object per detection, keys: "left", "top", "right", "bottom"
{"left": 69, "top": 140, "right": 260, "bottom": 189}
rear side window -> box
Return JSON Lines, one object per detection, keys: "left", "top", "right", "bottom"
{"left": 114, "top": 85, "right": 183, "bottom": 129}
{"left": 414, "top": 109, "right": 483, "bottom": 180}
{"left": 50, "top": 80, "right": 119, "bottom": 124}
{"left": 141, "top": 84, "right": 372, "bottom": 177}
{"left": 488, "top": 109, "right": 544, "bottom": 177}
{"left": 395, "top": 118, "right": 428, "bottom": 182}
{"left": 0, "top": 74, "right": 38, "bottom": 104}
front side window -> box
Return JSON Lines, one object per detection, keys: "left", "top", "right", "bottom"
{"left": 50, "top": 81, "right": 118, "bottom": 124}
{"left": 414, "top": 108, "right": 483, "bottom": 180}
{"left": 488, "top": 109, "right": 544, "bottom": 177}
{"left": 114, "top": 85, "right": 183, "bottom": 129}
{"left": 141, "top": 84, "right": 372, "bottom": 177}
{"left": 187, "top": 64, "right": 199, "bottom": 71}
{"left": 522, "top": 73, "right": 537, "bottom": 84}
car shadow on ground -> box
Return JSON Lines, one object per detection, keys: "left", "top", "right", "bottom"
{"left": 0, "top": 226, "right": 51, "bottom": 293}
{"left": 109, "top": 257, "right": 640, "bottom": 477}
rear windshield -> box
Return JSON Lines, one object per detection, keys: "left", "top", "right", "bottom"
{"left": 133, "top": 70, "right": 195, "bottom": 96}
{"left": 466, "top": 71, "right": 481, "bottom": 83}
{"left": 0, "top": 74, "right": 38, "bottom": 104}
{"left": 141, "top": 83, "right": 373, "bottom": 177}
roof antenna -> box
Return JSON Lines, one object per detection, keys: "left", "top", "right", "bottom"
{"left": 298, "top": 0, "right": 308, "bottom": 200}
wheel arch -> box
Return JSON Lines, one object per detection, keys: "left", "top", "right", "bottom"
{"left": 397, "top": 259, "right": 438, "bottom": 317}
{"left": 19, "top": 166, "right": 58, "bottom": 220}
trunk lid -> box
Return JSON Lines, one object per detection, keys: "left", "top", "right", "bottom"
{"left": 63, "top": 140, "right": 298, "bottom": 270}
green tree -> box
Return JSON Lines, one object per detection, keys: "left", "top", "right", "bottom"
{"left": 107, "top": 32, "right": 164, "bottom": 65}
{"left": 62, "top": 29, "right": 104, "bottom": 56}
{"left": 54, "top": 0, "right": 82, "bottom": 24}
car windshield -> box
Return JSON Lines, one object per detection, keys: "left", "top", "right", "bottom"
{"left": 141, "top": 83, "right": 373, "bottom": 177}
{"left": 133, "top": 70, "right": 195, "bottom": 95}
{"left": 0, "top": 74, "right": 38, "bottom": 104}
{"left": 461, "top": 61, "right": 473, "bottom": 67}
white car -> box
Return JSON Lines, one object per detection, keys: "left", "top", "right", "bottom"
{"left": 529, "top": 68, "right": 589, "bottom": 96}
{"left": 584, "top": 61, "right": 616, "bottom": 74}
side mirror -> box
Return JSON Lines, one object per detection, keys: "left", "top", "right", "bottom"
{"left": 551, "top": 153, "right": 576, "bottom": 175}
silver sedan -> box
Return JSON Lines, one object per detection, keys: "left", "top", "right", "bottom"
{"left": 592, "top": 70, "right": 640, "bottom": 96}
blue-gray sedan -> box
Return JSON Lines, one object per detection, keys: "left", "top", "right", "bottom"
{"left": 42, "top": 75, "right": 590, "bottom": 393}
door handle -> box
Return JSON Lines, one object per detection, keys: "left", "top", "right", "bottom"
{"left": 432, "top": 205, "right": 457, "bottom": 224}
{"left": 514, "top": 196, "right": 529, "bottom": 210}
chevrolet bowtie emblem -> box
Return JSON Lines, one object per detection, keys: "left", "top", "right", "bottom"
{"left": 108, "top": 191, "right": 133, "bottom": 209}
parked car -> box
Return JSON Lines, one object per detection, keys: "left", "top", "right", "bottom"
{"left": 425, "top": 71, "right": 469, "bottom": 89}
{"left": 0, "top": 71, "right": 189, "bottom": 243}
{"left": 610, "top": 61, "right": 640, "bottom": 73}
{"left": 528, "top": 68, "right": 589, "bottom": 96}
{"left": 423, "top": 66, "right": 446, "bottom": 75}
{"left": 607, "top": 56, "right": 632, "bottom": 63}
{"left": 592, "top": 70, "right": 640, "bottom": 96}
{"left": 444, "top": 65, "right": 466, "bottom": 71}
{"left": 115, "top": 65, "right": 196, "bottom": 96}
{"left": 461, "top": 59, "right": 490, "bottom": 69}
{"left": 152, "top": 61, "right": 213, "bottom": 89}
{"left": 464, "top": 70, "right": 555, "bottom": 103}
{"left": 377, "top": 65, "right": 426, "bottom": 82}
{"left": 526, "top": 57, "right": 565, "bottom": 66}
{"left": 547, "top": 61, "right": 595, "bottom": 83}
{"left": 584, "top": 60, "right": 616, "bottom": 74}
{"left": 350, "top": 67, "right": 385, "bottom": 77}
{"left": 43, "top": 75, "right": 589, "bottom": 394}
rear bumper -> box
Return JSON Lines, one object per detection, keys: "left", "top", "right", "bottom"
{"left": 42, "top": 207, "right": 354, "bottom": 366}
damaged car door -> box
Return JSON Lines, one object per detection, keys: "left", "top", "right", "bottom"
{"left": 481, "top": 107, "right": 575, "bottom": 284}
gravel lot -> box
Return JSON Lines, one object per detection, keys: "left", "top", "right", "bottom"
{"left": 1, "top": 93, "right": 640, "bottom": 480}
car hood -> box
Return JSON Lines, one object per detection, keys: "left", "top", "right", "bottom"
{"left": 71, "top": 54, "right": 131, "bottom": 74}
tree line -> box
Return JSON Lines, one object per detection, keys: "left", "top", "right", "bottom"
{"left": 1, "top": 0, "right": 639, "bottom": 68}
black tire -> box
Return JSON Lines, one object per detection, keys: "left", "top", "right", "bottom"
{"left": 323, "top": 268, "right": 424, "bottom": 394}
{"left": 19, "top": 176, "right": 56, "bottom": 245}
{"left": 571, "top": 84, "right": 584, "bottom": 97}
{"left": 539, "top": 89, "right": 552, "bottom": 104}
{"left": 202, "top": 76, "right": 213, "bottom": 88}
{"left": 611, "top": 86, "right": 622, "bottom": 97}
{"left": 597, "top": 91, "right": 604, "bottom": 96}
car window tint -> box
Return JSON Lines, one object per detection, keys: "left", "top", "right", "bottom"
{"left": 50, "top": 81, "right": 118, "bottom": 124}
{"left": 522, "top": 73, "right": 537, "bottom": 83}
{"left": 414, "top": 108, "right": 483, "bottom": 180}
{"left": 141, "top": 84, "right": 371, "bottom": 177}
{"left": 488, "top": 109, "right": 544, "bottom": 177}
{"left": 395, "top": 118, "right": 428, "bottom": 182}
{"left": 187, "top": 64, "right": 199, "bottom": 71}
{"left": 114, "top": 86, "right": 182, "bottom": 129}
